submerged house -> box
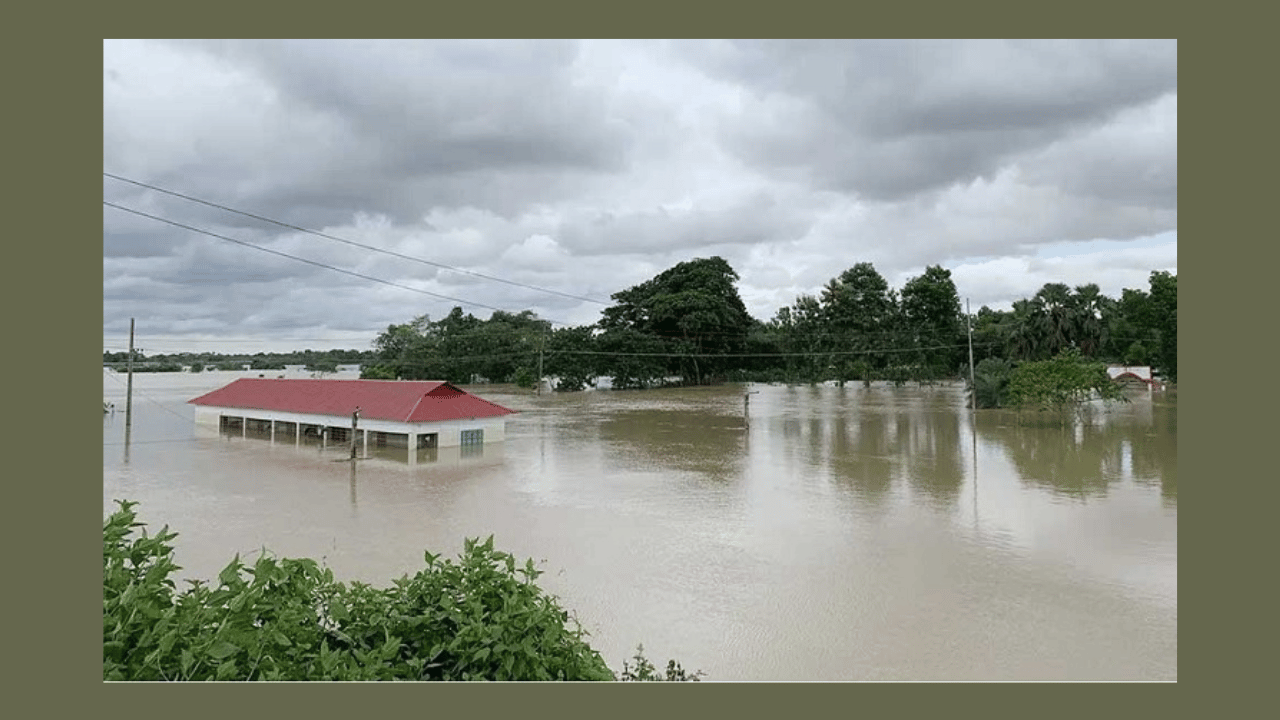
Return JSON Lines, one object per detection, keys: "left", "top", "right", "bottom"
{"left": 1106, "top": 365, "right": 1161, "bottom": 389}
{"left": 189, "top": 379, "right": 516, "bottom": 462}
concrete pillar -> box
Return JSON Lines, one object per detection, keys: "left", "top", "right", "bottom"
{"left": 322, "top": 428, "right": 327, "bottom": 451}
{"left": 362, "top": 429, "right": 368, "bottom": 458}
{"left": 408, "top": 432, "right": 417, "bottom": 465}
{"left": 270, "top": 420, "right": 276, "bottom": 443}
{"left": 242, "top": 417, "right": 246, "bottom": 438}
{"left": 295, "top": 422, "right": 301, "bottom": 446}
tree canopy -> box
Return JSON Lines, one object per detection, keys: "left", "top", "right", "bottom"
{"left": 597, "top": 256, "right": 754, "bottom": 386}
{"left": 129, "top": 257, "right": 1175, "bottom": 395}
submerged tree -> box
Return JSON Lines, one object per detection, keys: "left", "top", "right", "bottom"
{"left": 899, "top": 265, "right": 963, "bottom": 379}
{"left": 1147, "top": 271, "right": 1177, "bottom": 383}
{"left": 968, "top": 357, "right": 1014, "bottom": 409}
{"left": 597, "top": 256, "right": 754, "bottom": 386}
{"left": 1004, "top": 347, "right": 1126, "bottom": 412}
{"left": 819, "top": 262, "right": 897, "bottom": 384}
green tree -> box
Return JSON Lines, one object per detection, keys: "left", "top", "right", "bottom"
{"left": 1100, "top": 287, "right": 1153, "bottom": 364}
{"left": 594, "top": 327, "right": 668, "bottom": 390}
{"left": 1005, "top": 347, "right": 1126, "bottom": 412}
{"left": 819, "top": 262, "right": 897, "bottom": 384}
{"left": 773, "top": 294, "right": 826, "bottom": 382}
{"left": 1005, "top": 298, "right": 1042, "bottom": 361}
{"left": 898, "top": 265, "right": 963, "bottom": 379}
{"left": 1071, "top": 283, "right": 1108, "bottom": 357}
{"left": 598, "top": 257, "right": 754, "bottom": 386}
{"left": 1030, "top": 282, "right": 1076, "bottom": 359}
{"left": 305, "top": 360, "right": 339, "bottom": 375}
{"left": 968, "top": 357, "right": 1013, "bottom": 409}
{"left": 1147, "top": 271, "right": 1177, "bottom": 383}
{"left": 543, "top": 325, "right": 598, "bottom": 391}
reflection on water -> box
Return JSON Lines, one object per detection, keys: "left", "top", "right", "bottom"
{"left": 104, "top": 371, "right": 1176, "bottom": 680}
{"left": 977, "top": 397, "right": 1177, "bottom": 503}
{"left": 599, "top": 409, "right": 746, "bottom": 480}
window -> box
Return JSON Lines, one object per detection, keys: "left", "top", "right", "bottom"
{"left": 460, "top": 429, "right": 483, "bottom": 446}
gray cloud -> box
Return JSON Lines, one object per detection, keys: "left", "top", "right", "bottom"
{"left": 683, "top": 39, "right": 1176, "bottom": 202}
{"left": 556, "top": 191, "right": 813, "bottom": 256}
{"left": 103, "top": 40, "right": 1176, "bottom": 353}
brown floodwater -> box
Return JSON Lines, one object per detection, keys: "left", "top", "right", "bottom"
{"left": 103, "top": 370, "right": 1176, "bottom": 681}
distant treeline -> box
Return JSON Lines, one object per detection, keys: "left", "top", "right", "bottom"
{"left": 102, "top": 348, "right": 374, "bottom": 373}
{"left": 104, "top": 257, "right": 1176, "bottom": 390}
{"left": 360, "top": 257, "right": 1177, "bottom": 390}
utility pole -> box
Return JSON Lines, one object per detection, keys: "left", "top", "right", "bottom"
{"left": 967, "top": 299, "right": 979, "bottom": 529}
{"left": 537, "top": 348, "right": 544, "bottom": 396}
{"left": 744, "top": 390, "right": 759, "bottom": 428}
{"left": 966, "top": 299, "right": 976, "bottom": 414}
{"left": 349, "top": 407, "right": 360, "bottom": 460}
{"left": 125, "top": 318, "right": 135, "bottom": 445}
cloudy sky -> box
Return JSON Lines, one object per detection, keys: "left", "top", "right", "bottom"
{"left": 103, "top": 39, "right": 1176, "bottom": 355}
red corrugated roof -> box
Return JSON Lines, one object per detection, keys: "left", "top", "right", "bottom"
{"left": 189, "top": 379, "right": 516, "bottom": 424}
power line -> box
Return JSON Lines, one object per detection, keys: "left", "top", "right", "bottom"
{"left": 104, "top": 171, "right": 609, "bottom": 305}
{"left": 549, "top": 341, "right": 986, "bottom": 360}
{"left": 104, "top": 200, "right": 577, "bottom": 326}
{"left": 103, "top": 368, "right": 200, "bottom": 425}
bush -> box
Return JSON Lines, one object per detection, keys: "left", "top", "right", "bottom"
{"left": 968, "top": 358, "right": 1013, "bottom": 409}
{"left": 1005, "top": 347, "right": 1125, "bottom": 412}
{"left": 360, "top": 365, "right": 398, "bottom": 380}
{"left": 512, "top": 366, "right": 537, "bottom": 390}
{"left": 618, "top": 644, "right": 705, "bottom": 681}
{"left": 103, "top": 500, "right": 628, "bottom": 681}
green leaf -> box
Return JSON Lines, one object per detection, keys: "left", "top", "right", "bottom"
{"left": 215, "top": 658, "right": 240, "bottom": 680}
{"left": 207, "top": 640, "right": 240, "bottom": 660}
{"left": 219, "top": 557, "right": 242, "bottom": 587}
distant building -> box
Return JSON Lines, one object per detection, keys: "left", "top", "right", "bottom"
{"left": 189, "top": 378, "right": 516, "bottom": 462}
{"left": 1107, "top": 365, "right": 1160, "bottom": 389}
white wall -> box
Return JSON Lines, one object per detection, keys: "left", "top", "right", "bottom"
{"left": 192, "top": 405, "right": 506, "bottom": 446}
{"left": 1107, "top": 366, "right": 1153, "bottom": 381}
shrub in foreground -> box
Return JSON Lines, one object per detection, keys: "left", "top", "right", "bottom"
{"left": 105, "top": 500, "right": 699, "bottom": 681}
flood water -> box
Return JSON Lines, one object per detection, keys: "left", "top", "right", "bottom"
{"left": 103, "top": 369, "right": 1176, "bottom": 681}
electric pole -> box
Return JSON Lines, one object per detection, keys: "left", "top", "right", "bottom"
{"left": 966, "top": 299, "right": 976, "bottom": 414}
{"left": 350, "top": 407, "right": 360, "bottom": 460}
{"left": 125, "top": 318, "right": 135, "bottom": 443}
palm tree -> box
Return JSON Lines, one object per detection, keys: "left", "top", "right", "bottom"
{"left": 1032, "top": 283, "right": 1074, "bottom": 357}
{"left": 1071, "top": 283, "right": 1107, "bottom": 357}
{"left": 1005, "top": 299, "right": 1041, "bottom": 361}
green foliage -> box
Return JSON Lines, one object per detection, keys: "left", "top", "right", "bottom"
{"left": 544, "top": 326, "right": 598, "bottom": 392}
{"left": 103, "top": 501, "right": 631, "bottom": 681}
{"left": 816, "top": 263, "right": 898, "bottom": 380}
{"left": 512, "top": 366, "right": 537, "bottom": 390}
{"left": 598, "top": 256, "right": 753, "bottom": 386}
{"left": 1005, "top": 348, "right": 1127, "bottom": 412}
{"left": 899, "top": 265, "right": 963, "bottom": 375}
{"left": 1123, "top": 341, "right": 1149, "bottom": 367}
{"left": 618, "top": 644, "right": 704, "bottom": 682}
{"left": 360, "top": 364, "right": 398, "bottom": 380}
{"left": 305, "top": 360, "right": 339, "bottom": 375}
{"left": 968, "top": 357, "right": 1013, "bottom": 409}
{"left": 594, "top": 327, "right": 668, "bottom": 390}
{"left": 370, "top": 309, "right": 550, "bottom": 384}
{"left": 104, "top": 350, "right": 374, "bottom": 374}
{"left": 1147, "top": 271, "right": 1177, "bottom": 383}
